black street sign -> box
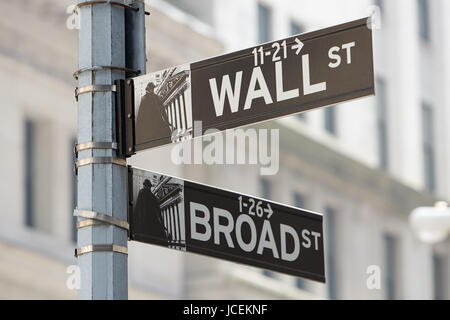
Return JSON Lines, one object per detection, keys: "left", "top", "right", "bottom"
{"left": 117, "top": 18, "right": 374, "bottom": 155}
{"left": 128, "top": 167, "right": 325, "bottom": 282}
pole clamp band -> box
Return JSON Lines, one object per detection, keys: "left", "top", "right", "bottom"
{"left": 74, "top": 209, "right": 129, "bottom": 231}
{"left": 74, "top": 1, "right": 139, "bottom": 13}
{"left": 77, "top": 219, "right": 104, "bottom": 229}
{"left": 74, "top": 157, "right": 126, "bottom": 174}
{"left": 74, "top": 142, "right": 118, "bottom": 157}
{"left": 73, "top": 66, "right": 140, "bottom": 80}
{"left": 75, "top": 85, "right": 116, "bottom": 101}
{"left": 75, "top": 244, "right": 128, "bottom": 258}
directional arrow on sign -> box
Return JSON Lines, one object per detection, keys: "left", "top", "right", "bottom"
{"left": 264, "top": 203, "right": 274, "bottom": 219}
{"left": 291, "top": 38, "right": 304, "bottom": 55}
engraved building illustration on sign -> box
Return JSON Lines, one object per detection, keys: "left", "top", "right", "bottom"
{"left": 134, "top": 64, "right": 193, "bottom": 147}
{"left": 132, "top": 170, "right": 186, "bottom": 251}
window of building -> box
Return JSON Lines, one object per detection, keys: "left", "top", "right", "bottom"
{"left": 422, "top": 103, "right": 435, "bottom": 192}
{"left": 433, "top": 253, "right": 448, "bottom": 300}
{"left": 376, "top": 78, "right": 389, "bottom": 170}
{"left": 71, "top": 138, "right": 77, "bottom": 243}
{"left": 24, "top": 120, "right": 35, "bottom": 228}
{"left": 418, "top": 0, "right": 430, "bottom": 41}
{"left": 294, "top": 192, "right": 306, "bottom": 289}
{"left": 262, "top": 270, "right": 274, "bottom": 278}
{"left": 258, "top": 2, "right": 272, "bottom": 43}
{"left": 290, "top": 19, "right": 306, "bottom": 125}
{"left": 384, "top": 233, "right": 399, "bottom": 300}
{"left": 293, "top": 192, "right": 304, "bottom": 208}
{"left": 260, "top": 178, "right": 271, "bottom": 199}
{"left": 23, "top": 119, "right": 52, "bottom": 233}
{"left": 295, "top": 277, "right": 305, "bottom": 290}
{"left": 325, "top": 206, "right": 337, "bottom": 299}
{"left": 260, "top": 178, "right": 274, "bottom": 278}
{"left": 165, "top": 0, "right": 214, "bottom": 26}
{"left": 297, "top": 112, "right": 307, "bottom": 121}
{"left": 375, "top": 0, "right": 384, "bottom": 13}
{"left": 290, "top": 20, "right": 304, "bottom": 36}
{"left": 324, "top": 106, "right": 337, "bottom": 136}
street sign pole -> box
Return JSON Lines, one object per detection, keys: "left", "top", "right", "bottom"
{"left": 76, "top": 0, "right": 129, "bottom": 299}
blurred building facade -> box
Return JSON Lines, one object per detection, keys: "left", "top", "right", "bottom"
{"left": 0, "top": 0, "right": 449, "bottom": 299}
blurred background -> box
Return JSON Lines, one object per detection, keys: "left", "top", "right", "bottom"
{"left": 0, "top": 0, "right": 449, "bottom": 299}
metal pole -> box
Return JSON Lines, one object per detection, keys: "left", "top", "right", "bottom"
{"left": 76, "top": 0, "right": 128, "bottom": 299}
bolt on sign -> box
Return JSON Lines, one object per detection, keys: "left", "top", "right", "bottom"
{"left": 128, "top": 167, "right": 325, "bottom": 282}
{"left": 116, "top": 18, "right": 374, "bottom": 156}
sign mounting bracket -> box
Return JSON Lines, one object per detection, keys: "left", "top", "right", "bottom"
{"left": 115, "top": 79, "right": 136, "bottom": 158}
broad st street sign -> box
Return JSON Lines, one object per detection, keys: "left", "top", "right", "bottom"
{"left": 116, "top": 18, "right": 374, "bottom": 156}
{"left": 128, "top": 167, "right": 325, "bottom": 282}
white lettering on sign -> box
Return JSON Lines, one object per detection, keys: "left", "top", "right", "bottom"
{"left": 280, "top": 224, "right": 300, "bottom": 262}
{"left": 342, "top": 42, "right": 356, "bottom": 64}
{"left": 188, "top": 201, "right": 321, "bottom": 262}
{"left": 209, "top": 57, "right": 328, "bottom": 117}
{"left": 244, "top": 66, "right": 273, "bottom": 110}
{"left": 328, "top": 46, "right": 341, "bottom": 69}
{"left": 311, "top": 231, "right": 322, "bottom": 250}
{"left": 236, "top": 214, "right": 257, "bottom": 252}
{"left": 301, "top": 229, "right": 322, "bottom": 250}
{"left": 328, "top": 42, "right": 356, "bottom": 68}
{"left": 257, "top": 220, "right": 279, "bottom": 258}
{"left": 275, "top": 61, "right": 300, "bottom": 102}
{"left": 302, "top": 54, "right": 327, "bottom": 95}
{"left": 209, "top": 72, "right": 243, "bottom": 117}
{"left": 302, "top": 229, "right": 311, "bottom": 248}
{"left": 190, "top": 202, "right": 212, "bottom": 242}
{"left": 213, "top": 207, "right": 235, "bottom": 248}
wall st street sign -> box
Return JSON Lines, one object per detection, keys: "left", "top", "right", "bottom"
{"left": 116, "top": 18, "right": 374, "bottom": 155}
{"left": 128, "top": 167, "right": 325, "bottom": 282}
